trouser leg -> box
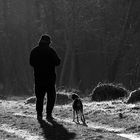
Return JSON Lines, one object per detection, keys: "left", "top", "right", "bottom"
{"left": 46, "top": 85, "right": 56, "bottom": 116}
{"left": 35, "top": 85, "right": 46, "bottom": 117}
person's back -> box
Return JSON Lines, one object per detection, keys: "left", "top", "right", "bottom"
{"left": 29, "top": 34, "right": 60, "bottom": 121}
{"left": 30, "top": 36, "right": 60, "bottom": 85}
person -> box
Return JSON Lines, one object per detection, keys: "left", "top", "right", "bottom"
{"left": 29, "top": 34, "right": 61, "bottom": 121}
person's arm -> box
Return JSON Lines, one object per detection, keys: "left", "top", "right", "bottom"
{"left": 29, "top": 49, "right": 35, "bottom": 67}
{"left": 51, "top": 49, "right": 61, "bottom": 66}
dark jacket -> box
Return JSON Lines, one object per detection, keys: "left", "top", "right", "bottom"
{"left": 30, "top": 42, "right": 60, "bottom": 85}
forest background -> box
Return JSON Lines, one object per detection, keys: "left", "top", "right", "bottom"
{"left": 0, "top": 0, "right": 140, "bottom": 95}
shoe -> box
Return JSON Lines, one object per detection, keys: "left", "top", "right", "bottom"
{"left": 46, "top": 115, "right": 55, "bottom": 121}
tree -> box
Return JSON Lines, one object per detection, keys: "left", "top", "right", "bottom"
{"left": 108, "top": 0, "right": 135, "bottom": 82}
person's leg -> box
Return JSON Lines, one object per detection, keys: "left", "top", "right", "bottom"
{"left": 46, "top": 84, "right": 56, "bottom": 119}
{"left": 35, "top": 84, "right": 46, "bottom": 120}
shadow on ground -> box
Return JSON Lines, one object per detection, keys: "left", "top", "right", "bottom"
{"left": 39, "top": 119, "right": 76, "bottom": 140}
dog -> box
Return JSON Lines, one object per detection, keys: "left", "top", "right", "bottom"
{"left": 71, "top": 93, "right": 86, "bottom": 124}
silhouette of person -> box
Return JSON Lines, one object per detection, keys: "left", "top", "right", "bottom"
{"left": 30, "top": 34, "right": 61, "bottom": 121}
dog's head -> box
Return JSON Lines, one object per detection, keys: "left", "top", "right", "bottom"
{"left": 71, "top": 93, "right": 79, "bottom": 100}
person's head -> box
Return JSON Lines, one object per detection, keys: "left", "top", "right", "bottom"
{"left": 39, "top": 34, "right": 51, "bottom": 45}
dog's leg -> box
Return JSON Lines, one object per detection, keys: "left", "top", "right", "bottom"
{"left": 73, "top": 110, "right": 75, "bottom": 122}
{"left": 76, "top": 111, "right": 79, "bottom": 123}
{"left": 80, "top": 111, "right": 86, "bottom": 124}
{"left": 81, "top": 114, "right": 86, "bottom": 124}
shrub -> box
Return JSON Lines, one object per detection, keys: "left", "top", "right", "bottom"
{"left": 24, "top": 93, "right": 71, "bottom": 105}
{"left": 56, "top": 92, "right": 71, "bottom": 105}
{"left": 24, "top": 96, "right": 36, "bottom": 104}
{"left": 127, "top": 89, "right": 140, "bottom": 104}
{"left": 91, "top": 82, "right": 128, "bottom": 101}
{"left": 24, "top": 96, "right": 46, "bottom": 104}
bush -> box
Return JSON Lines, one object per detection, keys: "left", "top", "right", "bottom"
{"left": 56, "top": 92, "right": 71, "bottom": 105}
{"left": 24, "top": 96, "right": 36, "bottom": 104}
{"left": 25, "top": 96, "right": 46, "bottom": 104}
{"left": 24, "top": 92, "right": 71, "bottom": 105}
{"left": 127, "top": 89, "right": 140, "bottom": 104}
{"left": 91, "top": 83, "right": 128, "bottom": 101}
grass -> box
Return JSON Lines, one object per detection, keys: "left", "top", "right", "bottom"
{"left": 1, "top": 89, "right": 140, "bottom": 139}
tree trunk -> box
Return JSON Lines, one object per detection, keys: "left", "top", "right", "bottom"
{"left": 59, "top": 1, "right": 71, "bottom": 86}
{"left": 59, "top": 0, "right": 78, "bottom": 88}
{"left": 108, "top": 0, "right": 134, "bottom": 82}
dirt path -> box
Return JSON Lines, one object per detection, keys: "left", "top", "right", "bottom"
{"left": 0, "top": 99, "right": 140, "bottom": 140}
{"left": 13, "top": 112, "right": 140, "bottom": 140}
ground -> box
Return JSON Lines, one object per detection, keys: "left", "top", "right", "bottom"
{"left": 0, "top": 93, "right": 140, "bottom": 140}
